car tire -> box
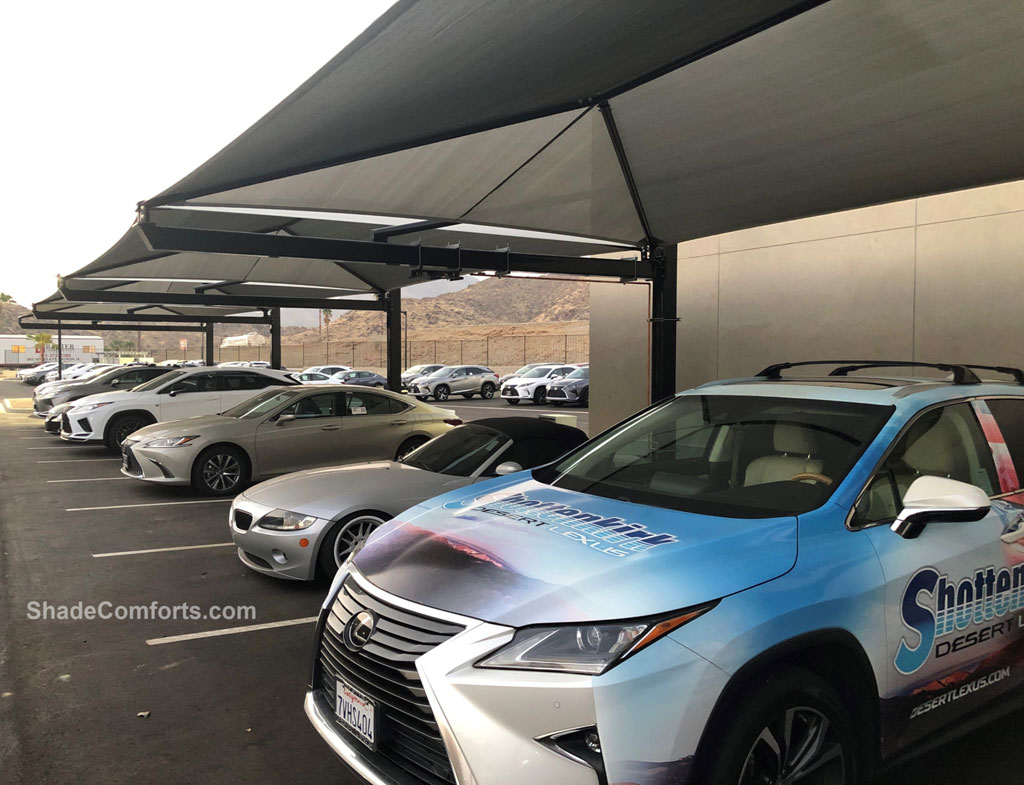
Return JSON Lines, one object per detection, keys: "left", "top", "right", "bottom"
{"left": 480, "top": 382, "right": 496, "bottom": 400}
{"left": 395, "top": 435, "right": 429, "bottom": 461}
{"left": 533, "top": 386, "right": 547, "bottom": 405}
{"left": 433, "top": 385, "right": 450, "bottom": 401}
{"left": 579, "top": 390, "right": 589, "bottom": 407}
{"left": 702, "top": 668, "right": 860, "bottom": 785}
{"left": 191, "top": 445, "right": 250, "bottom": 496}
{"left": 104, "top": 413, "right": 154, "bottom": 450}
{"left": 415, "top": 395, "right": 429, "bottom": 401}
{"left": 505, "top": 398, "right": 520, "bottom": 405}
{"left": 317, "top": 511, "right": 389, "bottom": 577}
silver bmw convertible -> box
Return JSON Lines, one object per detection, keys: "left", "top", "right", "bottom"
{"left": 229, "top": 417, "right": 588, "bottom": 580}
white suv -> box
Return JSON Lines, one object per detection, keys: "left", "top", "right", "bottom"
{"left": 60, "top": 367, "right": 298, "bottom": 450}
{"left": 500, "top": 363, "right": 579, "bottom": 405}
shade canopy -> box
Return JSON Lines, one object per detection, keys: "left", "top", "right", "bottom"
{"left": 32, "top": 291, "right": 270, "bottom": 324}
{"left": 144, "top": 0, "right": 1024, "bottom": 248}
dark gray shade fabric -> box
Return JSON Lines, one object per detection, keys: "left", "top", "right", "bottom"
{"left": 33, "top": 292, "right": 262, "bottom": 320}
{"left": 152, "top": 0, "right": 812, "bottom": 206}
{"left": 143, "top": 0, "right": 1024, "bottom": 249}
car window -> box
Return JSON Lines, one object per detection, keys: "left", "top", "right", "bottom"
{"left": 167, "top": 373, "right": 218, "bottom": 393}
{"left": 852, "top": 403, "right": 999, "bottom": 527}
{"left": 984, "top": 399, "right": 1024, "bottom": 492}
{"left": 221, "top": 372, "right": 274, "bottom": 391}
{"left": 223, "top": 389, "right": 302, "bottom": 419}
{"left": 387, "top": 397, "right": 410, "bottom": 414}
{"left": 282, "top": 392, "right": 339, "bottom": 419}
{"left": 139, "top": 370, "right": 187, "bottom": 392}
{"left": 345, "top": 392, "right": 393, "bottom": 416}
{"left": 535, "top": 395, "right": 894, "bottom": 519}
{"left": 116, "top": 370, "right": 147, "bottom": 386}
{"left": 484, "top": 435, "right": 585, "bottom": 475}
{"left": 523, "top": 366, "right": 555, "bottom": 379}
{"left": 402, "top": 425, "right": 509, "bottom": 477}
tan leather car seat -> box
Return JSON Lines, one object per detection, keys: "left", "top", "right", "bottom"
{"left": 744, "top": 424, "right": 823, "bottom": 486}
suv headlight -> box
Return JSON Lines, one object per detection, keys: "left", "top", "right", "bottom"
{"left": 477, "top": 605, "right": 715, "bottom": 675}
{"left": 257, "top": 509, "right": 319, "bottom": 531}
{"left": 143, "top": 435, "right": 201, "bottom": 448}
{"left": 72, "top": 401, "right": 114, "bottom": 413}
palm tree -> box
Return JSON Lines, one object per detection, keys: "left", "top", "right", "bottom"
{"left": 322, "top": 308, "right": 333, "bottom": 342}
{"left": 26, "top": 332, "right": 53, "bottom": 361}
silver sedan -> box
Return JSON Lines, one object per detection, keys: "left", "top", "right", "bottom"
{"left": 230, "top": 417, "right": 588, "bottom": 580}
{"left": 121, "top": 385, "right": 459, "bottom": 496}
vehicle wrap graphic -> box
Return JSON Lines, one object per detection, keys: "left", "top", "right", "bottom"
{"left": 895, "top": 564, "right": 1024, "bottom": 675}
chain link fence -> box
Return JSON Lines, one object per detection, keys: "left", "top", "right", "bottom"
{"left": 139, "top": 334, "right": 589, "bottom": 375}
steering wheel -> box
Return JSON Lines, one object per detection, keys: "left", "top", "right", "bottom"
{"left": 789, "top": 472, "right": 834, "bottom": 486}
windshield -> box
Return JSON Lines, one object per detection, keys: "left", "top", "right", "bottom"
{"left": 401, "top": 425, "right": 509, "bottom": 476}
{"left": 427, "top": 366, "right": 453, "bottom": 378}
{"left": 221, "top": 389, "right": 301, "bottom": 419}
{"left": 534, "top": 394, "right": 893, "bottom": 518}
{"left": 132, "top": 370, "right": 183, "bottom": 392}
{"left": 404, "top": 365, "right": 427, "bottom": 375}
{"left": 522, "top": 366, "right": 555, "bottom": 379}
{"left": 565, "top": 368, "right": 589, "bottom": 379}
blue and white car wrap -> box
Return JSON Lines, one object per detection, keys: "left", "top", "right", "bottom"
{"left": 307, "top": 376, "right": 1024, "bottom": 784}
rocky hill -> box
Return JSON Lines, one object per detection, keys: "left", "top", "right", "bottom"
{"left": 0, "top": 301, "right": 32, "bottom": 334}
{"left": 296, "top": 276, "right": 589, "bottom": 341}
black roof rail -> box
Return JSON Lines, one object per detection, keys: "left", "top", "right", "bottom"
{"left": 756, "top": 360, "right": 982, "bottom": 385}
{"left": 962, "top": 364, "right": 1024, "bottom": 385}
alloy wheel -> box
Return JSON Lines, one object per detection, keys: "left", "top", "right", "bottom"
{"left": 334, "top": 515, "right": 384, "bottom": 566}
{"left": 739, "top": 706, "right": 845, "bottom": 785}
{"left": 202, "top": 453, "right": 241, "bottom": 493}
{"left": 114, "top": 420, "right": 144, "bottom": 445}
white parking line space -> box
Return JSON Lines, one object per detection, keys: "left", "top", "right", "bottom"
{"left": 66, "top": 499, "right": 232, "bottom": 512}
{"left": 146, "top": 617, "right": 318, "bottom": 646}
{"left": 27, "top": 446, "right": 84, "bottom": 450}
{"left": 20, "top": 436, "right": 53, "bottom": 439}
{"left": 47, "top": 477, "right": 131, "bottom": 484}
{"left": 93, "top": 542, "right": 234, "bottom": 558}
{"left": 37, "top": 459, "right": 121, "bottom": 464}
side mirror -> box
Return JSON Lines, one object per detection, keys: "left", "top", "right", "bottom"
{"left": 275, "top": 413, "right": 296, "bottom": 426}
{"left": 495, "top": 461, "right": 523, "bottom": 476}
{"left": 166, "top": 383, "right": 188, "bottom": 397}
{"left": 891, "top": 476, "right": 990, "bottom": 539}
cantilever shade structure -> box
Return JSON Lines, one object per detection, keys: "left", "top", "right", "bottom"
{"left": 59, "top": 0, "right": 1024, "bottom": 396}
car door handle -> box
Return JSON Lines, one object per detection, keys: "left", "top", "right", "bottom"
{"left": 321, "top": 425, "right": 341, "bottom": 431}
{"left": 390, "top": 420, "right": 409, "bottom": 426}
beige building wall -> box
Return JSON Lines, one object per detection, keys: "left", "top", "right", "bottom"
{"left": 677, "top": 179, "right": 1024, "bottom": 388}
{"left": 591, "top": 180, "right": 1024, "bottom": 430}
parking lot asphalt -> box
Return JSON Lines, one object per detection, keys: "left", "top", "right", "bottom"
{"left": 1, "top": 378, "right": 1021, "bottom": 785}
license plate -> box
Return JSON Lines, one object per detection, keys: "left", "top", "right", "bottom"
{"left": 335, "top": 678, "right": 376, "bottom": 750}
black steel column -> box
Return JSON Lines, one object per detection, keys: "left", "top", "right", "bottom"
{"left": 57, "top": 320, "right": 63, "bottom": 379}
{"left": 650, "top": 244, "right": 678, "bottom": 402}
{"left": 385, "top": 291, "right": 402, "bottom": 390}
{"left": 270, "top": 309, "right": 282, "bottom": 369}
{"left": 204, "top": 323, "right": 215, "bottom": 366}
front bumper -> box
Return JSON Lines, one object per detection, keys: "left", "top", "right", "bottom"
{"left": 500, "top": 384, "right": 537, "bottom": 401}
{"left": 119, "top": 440, "right": 193, "bottom": 485}
{"left": 407, "top": 383, "right": 435, "bottom": 397}
{"left": 229, "top": 495, "right": 331, "bottom": 580}
{"left": 546, "top": 385, "right": 586, "bottom": 403}
{"left": 60, "top": 411, "right": 101, "bottom": 442}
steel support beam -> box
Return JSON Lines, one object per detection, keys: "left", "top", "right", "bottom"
{"left": 270, "top": 308, "right": 282, "bottom": 369}
{"left": 19, "top": 321, "right": 214, "bottom": 333}
{"left": 650, "top": 244, "right": 678, "bottom": 403}
{"left": 372, "top": 219, "right": 456, "bottom": 242}
{"left": 137, "top": 223, "right": 651, "bottom": 280}
{"left": 205, "top": 323, "right": 215, "bottom": 366}
{"left": 385, "top": 291, "right": 402, "bottom": 391}
{"left": 58, "top": 280, "right": 385, "bottom": 312}
{"left": 25, "top": 312, "right": 272, "bottom": 326}
{"left": 57, "top": 320, "right": 63, "bottom": 380}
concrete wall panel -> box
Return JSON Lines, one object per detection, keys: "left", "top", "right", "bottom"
{"left": 715, "top": 229, "right": 917, "bottom": 380}
{"left": 589, "top": 282, "right": 650, "bottom": 435}
{"left": 676, "top": 253, "right": 721, "bottom": 391}
{"left": 915, "top": 210, "right": 1024, "bottom": 366}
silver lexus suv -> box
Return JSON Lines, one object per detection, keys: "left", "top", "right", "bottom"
{"left": 407, "top": 365, "right": 498, "bottom": 402}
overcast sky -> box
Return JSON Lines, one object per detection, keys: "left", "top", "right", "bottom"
{"left": 1, "top": 1, "right": 396, "bottom": 308}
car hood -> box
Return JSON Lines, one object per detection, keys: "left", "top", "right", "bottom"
{"left": 412, "top": 375, "right": 447, "bottom": 384}
{"left": 354, "top": 477, "right": 798, "bottom": 627}
{"left": 241, "top": 461, "right": 454, "bottom": 520}
{"left": 68, "top": 389, "right": 136, "bottom": 408}
{"left": 549, "top": 378, "right": 587, "bottom": 388}
{"left": 130, "top": 415, "right": 249, "bottom": 441}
